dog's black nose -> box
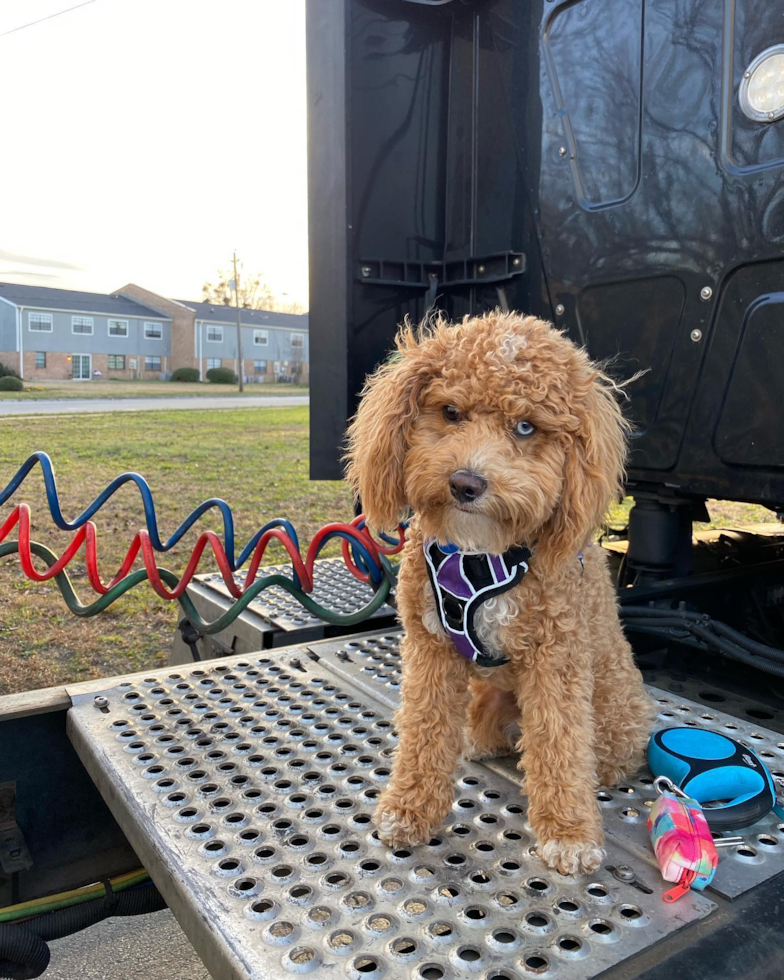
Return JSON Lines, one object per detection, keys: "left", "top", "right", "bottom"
{"left": 449, "top": 469, "right": 487, "bottom": 504}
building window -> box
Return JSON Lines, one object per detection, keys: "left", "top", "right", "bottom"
{"left": 108, "top": 319, "right": 128, "bottom": 338}
{"left": 291, "top": 332, "right": 305, "bottom": 349}
{"left": 35, "top": 352, "right": 46, "bottom": 368}
{"left": 108, "top": 354, "right": 125, "bottom": 370}
{"left": 145, "top": 356, "right": 162, "bottom": 371}
{"left": 144, "top": 321, "right": 163, "bottom": 339}
{"left": 72, "top": 316, "right": 94, "bottom": 335}
{"left": 28, "top": 312, "right": 53, "bottom": 332}
{"left": 254, "top": 329, "right": 268, "bottom": 346}
{"left": 254, "top": 359, "right": 267, "bottom": 374}
{"left": 206, "top": 325, "right": 223, "bottom": 343}
{"left": 206, "top": 358, "right": 222, "bottom": 371}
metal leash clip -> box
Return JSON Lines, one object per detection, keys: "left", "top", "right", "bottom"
{"left": 653, "top": 775, "right": 690, "bottom": 800}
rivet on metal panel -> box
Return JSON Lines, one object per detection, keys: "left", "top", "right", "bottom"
{"left": 94, "top": 695, "right": 110, "bottom": 713}
{"left": 558, "top": 146, "right": 567, "bottom": 156}
{"left": 555, "top": 304, "right": 565, "bottom": 316}
{"left": 690, "top": 329, "right": 703, "bottom": 343}
{"left": 360, "top": 266, "right": 371, "bottom": 278}
{"left": 700, "top": 286, "right": 713, "bottom": 300}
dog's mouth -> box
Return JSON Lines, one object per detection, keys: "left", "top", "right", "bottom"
{"left": 452, "top": 502, "right": 480, "bottom": 514}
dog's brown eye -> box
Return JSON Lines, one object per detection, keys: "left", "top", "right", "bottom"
{"left": 442, "top": 405, "right": 461, "bottom": 423}
{"left": 515, "top": 420, "right": 536, "bottom": 438}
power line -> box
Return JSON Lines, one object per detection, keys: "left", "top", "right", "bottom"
{"left": 0, "top": 0, "right": 96, "bottom": 39}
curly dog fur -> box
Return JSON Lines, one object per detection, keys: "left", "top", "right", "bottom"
{"left": 346, "top": 311, "right": 656, "bottom": 875}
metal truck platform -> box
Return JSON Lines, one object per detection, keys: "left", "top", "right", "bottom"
{"left": 170, "top": 561, "right": 398, "bottom": 663}
{"left": 65, "top": 630, "right": 784, "bottom": 980}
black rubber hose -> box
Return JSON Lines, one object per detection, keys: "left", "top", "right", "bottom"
{"left": 30, "top": 882, "right": 166, "bottom": 943}
{"left": 0, "top": 883, "right": 166, "bottom": 979}
{"left": 687, "top": 624, "right": 784, "bottom": 679}
{"left": 624, "top": 620, "right": 784, "bottom": 679}
{"left": 0, "top": 924, "right": 50, "bottom": 980}
{"left": 709, "top": 619, "right": 784, "bottom": 662}
{"left": 621, "top": 608, "right": 784, "bottom": 664}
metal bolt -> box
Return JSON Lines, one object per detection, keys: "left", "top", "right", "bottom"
{"left": 512, "top": 257, "right": 521, "bottom": 267}
{"left": 93, "top": 695, "right": 109, "bottom": 713}
{"left": 700, "top": 286, "right": 713, "bottom": 301}
{"left": 477, "top": 264, "right": 486, "bottom": 274}
{"left": 744, "top": 71, "right": 751, "bottom": 78}
{"left": 690, "top": 329, "right": 703, "bottom": 343}
{"left": 360, "top": 266, "right": 371, "bottom": 278}
{"left": 614, "top": 865, "right": 636, "bottom": 881}
{"left": 555, "top": 304, "right": 565, "bottom": 316}
{"left": 769, "top": 111, "right": 776, "bottom": 120}
{"left": 558, "top": 146, "right": 567, "bottom": 157}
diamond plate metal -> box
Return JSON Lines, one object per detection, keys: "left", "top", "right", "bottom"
{"left": 68, "top": 648, "right": 714, "bottom": 980}
{"left": 312, "top": 631, "right": 784, "bottom": 900}
{"left": 198, "top": 558, "right": 396, "bottom": 632}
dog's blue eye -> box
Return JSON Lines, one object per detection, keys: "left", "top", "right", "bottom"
{"left": 515, "top": 420, "right": 536, "bottom": 438}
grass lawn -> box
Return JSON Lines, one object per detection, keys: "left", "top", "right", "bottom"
{"left": 0, "top": 406, "right": 351, "bottom": 695}
{"left": 0, "top": 379, "right": 308, "bottom": 400}
{"left": 0, "top": 405, "right": 776, "bottom": 696}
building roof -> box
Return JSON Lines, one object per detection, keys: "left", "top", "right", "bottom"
{"left": 176, "top": 300, "right": 308, "bottom": 330}
{"left": 0, "top": 282, "right": 169, "bottom": 319}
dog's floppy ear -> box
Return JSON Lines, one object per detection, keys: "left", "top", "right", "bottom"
{"left": 539, "top": 368, "right": 629, "bottom": 573}
{"left": 345, "top": 322, "right": 433, "bottom": 533}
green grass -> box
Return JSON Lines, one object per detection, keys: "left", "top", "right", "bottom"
{"left": 0, "top": 406, "right": 350, "bottom": 695}
{"left": 0, "top": 379, "right": 309, "bottom": 401}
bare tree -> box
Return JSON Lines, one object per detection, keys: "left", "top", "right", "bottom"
{"left": 202, "top": 262, "right": 306, "bottom": 314}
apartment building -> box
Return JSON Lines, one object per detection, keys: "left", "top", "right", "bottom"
{"left": 0, "top": 281, "right": 309, "bottom": 383}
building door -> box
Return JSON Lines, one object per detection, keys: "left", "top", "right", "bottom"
{"left": 72, "top": 354, "right": 91, "bottom": 380}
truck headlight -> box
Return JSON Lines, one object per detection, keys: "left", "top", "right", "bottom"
{"left": 740, "top": 45, "right": 784, "bottom": 123}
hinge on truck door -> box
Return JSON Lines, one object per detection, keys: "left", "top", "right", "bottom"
{"left": 357, "top": 251, "right": 526, "bottom": 290}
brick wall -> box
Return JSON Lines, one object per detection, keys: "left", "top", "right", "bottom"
{"left": 0, "top": 351, "right": 19, "bottom": 376}
{"left": 23, "top": 350, "right": 72, "bottom": 380}
{"left": 116, "top": 284, "right": 195, "bottom": 372}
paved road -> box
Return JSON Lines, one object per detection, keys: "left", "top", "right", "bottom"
{"left": 0, "top": 394, "right": 309, "bottom": 416}
{"left": 46, "top": 910, "right": 211, "bottom": 979}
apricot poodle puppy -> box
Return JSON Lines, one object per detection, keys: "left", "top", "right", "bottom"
{"left": 346, "top": 311, "right": 656, "bottom": 875}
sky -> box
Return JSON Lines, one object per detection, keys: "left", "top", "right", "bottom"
{"left": 0, "top": 0, "right": 308, "bottom": 306}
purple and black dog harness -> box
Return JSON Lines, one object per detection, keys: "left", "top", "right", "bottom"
{"left": 423, "top": 539, "right": 532, "bottom": 668}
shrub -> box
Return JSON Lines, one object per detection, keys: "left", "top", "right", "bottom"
{"left": 0, "top": 361, "right": 20, "bottom": 379}
{"left": 171, "top": 367, "right": 200, "bottom": 383}
{"left": 206, "top": 367, "right": 238, "bottom": 384}
{"left": 0, "top": 376, "right": 24, "bottom": 392}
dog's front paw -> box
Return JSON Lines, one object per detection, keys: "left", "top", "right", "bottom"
{"left": 374, "top": 790, "right": 445, "bottom": 847}
{"left": 538, "top": 838, "right": 605, "bottom": 876}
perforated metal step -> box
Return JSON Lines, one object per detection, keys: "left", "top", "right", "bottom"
{"left": 197, "top": 557, "right": 396, "bottom": 633}
{"left": 313, "top": 631, "right": 784, "bottom": 900}
{"left": 68, "top": 647, "right": 715, "bottom": 980}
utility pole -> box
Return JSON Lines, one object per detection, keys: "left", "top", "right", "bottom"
{"left": 233, "top": 250, "right": 244, "bottom": 393}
